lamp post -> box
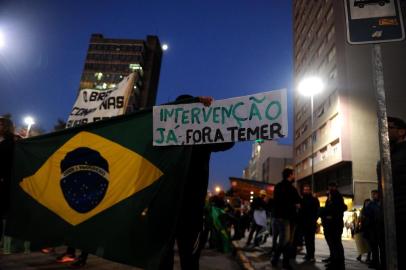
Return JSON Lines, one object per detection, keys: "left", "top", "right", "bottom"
{"left": 24, "top": 116, "right": 35, "bottom": 138}
{"left": 298, "top": 77, "right": 324, "bottom": 193}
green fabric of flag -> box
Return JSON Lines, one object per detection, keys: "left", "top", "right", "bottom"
{"left": 6, "top": 110, "right": 191, "bottom": 269}
{"left": 209, "top": 206, "right": 232, "bottom": 253}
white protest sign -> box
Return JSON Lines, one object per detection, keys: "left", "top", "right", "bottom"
{"left": 153, "top": 89, "right": 288, "bottom": 146}
{"left": 66, "top": 73, "right": 135, "bottom": 128}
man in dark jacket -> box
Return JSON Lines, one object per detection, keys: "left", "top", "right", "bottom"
{"left": 271, "top": 167, "right": 301, "bottom": 270}
{"left": 298, "top": 184, "right": 320, "bottom": 262}
{"left": 363, "top": 189, "right": 381, "bottom": 269}
{"left": 159, "top": 95, "right": 234, "bottom": 270}
{"left": 320, "top": 182, "right": 347, "bottom": 270}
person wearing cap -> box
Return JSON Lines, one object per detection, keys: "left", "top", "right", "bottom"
{"left": 245, "top": 189, "right": 267, "bottom": 247}
{"left": 0, "top": 117, "right": 15, "bottom": 239}
{"left": 158, "top": 95, "right": 234, "bottom": 270}
{"left": 270, "top": 167, "right": 301, "bottom": 270}
{"left": 320, "top": 182, "right": 347, "bottom": 270}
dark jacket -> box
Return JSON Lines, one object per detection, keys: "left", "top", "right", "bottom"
{"left": 272, "top": 179, "right": 301, "bottom": 221}
{"left": 320, "top": 189, "right": 347, "bottom": 227}
{"left": 391, "top": 141, "right": 406, "bottom": 220}
{"left": 299, "top": 194, "right": 320, "bottom": 229}
{"left": 169, "top": 97, "right": 235, "bottom": 228}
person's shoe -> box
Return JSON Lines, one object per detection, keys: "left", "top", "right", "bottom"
{"left": 325, "top": 261, "right": 345, "bottom": 270}
{"left": 368, "top": 263, "right": 379, "bottom": 269}
{"left": 71, "top": 258, "right": 87, "bottom": 268}
{"left": 271, "top": 258, "right": 278, "bottom": 267}
{"left": 56, "top": 253, "right": 76, "bottom": 263}
{"left": 282, "top": 262, "right": 293, "bottom": 270}
{"left": 322, "top": 257, "right": 332, "bottom": 263}
{"left": 305, "top": 257, "right": 316, "bottom": 263}
{"left": 356, "top": 255, "right": 362, "bottom": 262}
{"left": 41, "top": 248, "right": 55, "bottom": 254}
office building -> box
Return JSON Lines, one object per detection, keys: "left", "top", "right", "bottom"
{"left": 79, "top": 34, "right": 163, "bottom": 112}
{"left": 293, "top": 0, "right": 406, "bottom": 205}
{"left": 243, "top": 140, "right": 293, "bottom": 184}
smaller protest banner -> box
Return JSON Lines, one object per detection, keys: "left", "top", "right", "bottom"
{"left": 66, "top": 73, "right": 135, "bottom": 128}
{"left": 153, "top": 89, "right": 288, "bottom": 146}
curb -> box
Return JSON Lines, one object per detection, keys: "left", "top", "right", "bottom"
{"left": 232, "top": 241, "right": 256, "bottom": 270}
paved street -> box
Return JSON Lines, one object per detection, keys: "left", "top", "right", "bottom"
{"left": 233, "top": 234, "right": 370, "bottom": 270}
{"left": 0, "top": 246, "right": 241, "bottom": 270}
{"left": 0, "top": 234, "right": 373, "bottom": 270}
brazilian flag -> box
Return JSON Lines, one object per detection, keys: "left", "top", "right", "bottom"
{"left": 6, "top": 110, "right": 191, "bottom": 269}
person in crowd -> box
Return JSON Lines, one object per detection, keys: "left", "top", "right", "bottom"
{"left": 158, "top": 95, "right": 234, "bottom": 270}
{"left": 230, "top": 197, "right": 245, "bottom": 241}
{"left": 320, "top": 182, "right": 347, "bottom": 270}
{"left": 376, "top": 116, "right": 406, "bottom": 270}
{"left": 355, "top": 199, "right": 371, "bottom": 263}
{"left": 297, "top": 184, "right": 320, "bottom": 263}
{"left": 270, "top": 167, "right": 301, "bottom": 270}
{"left": 386, "top": 116, "right": 405, "bottom": 270}
{"left": 362, "top": 190, "right": 382, "bottom": 269}
{"left": 245, "top": 189, "right": 267, "bottom": 247}
{"left": 0, "top": 117, "right": 15, "bottom": 240}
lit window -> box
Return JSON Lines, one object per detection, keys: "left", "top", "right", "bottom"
{"left": 129, "top": 63, "right": 142, "bottom": 71}
{"left": 94, "top": 72, "right": 103, "bottom": 80}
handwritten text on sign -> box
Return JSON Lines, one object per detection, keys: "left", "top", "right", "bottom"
{"left": 153, "top": 89, "right": 288, "bottom": 145}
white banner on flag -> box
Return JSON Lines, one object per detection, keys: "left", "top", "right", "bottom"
{"left": 66, "top": 73, "right": 135, "bottom": 128}
{"left": 153, "top": 89, "right": 288, "bottom": 146}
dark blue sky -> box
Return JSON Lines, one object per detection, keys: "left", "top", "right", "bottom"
{"left": 0, "top": 0, "right": 293, "bottom": 191}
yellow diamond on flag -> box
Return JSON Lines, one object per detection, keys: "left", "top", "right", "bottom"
{"left": 20, "top": 131, "right": 163, "bottom": 226}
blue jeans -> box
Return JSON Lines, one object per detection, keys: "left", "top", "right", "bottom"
{"left": 271, "top": 218, "right": 295, "bottom": 263}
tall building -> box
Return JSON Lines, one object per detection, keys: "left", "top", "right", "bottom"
{"left": 293, "top": 0, "right": 406, "bottom": 205}
{"left": 79, "top": 34, "right": 163, "bottom": 112}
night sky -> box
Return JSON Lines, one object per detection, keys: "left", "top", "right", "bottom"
{"left": 0, "top": 0, "right": 293, "bottom": 191}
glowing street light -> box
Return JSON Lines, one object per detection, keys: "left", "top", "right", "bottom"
{"left": 24, "top": 116, "right": 35, "bottom": 138}
{"left": 298, "top": 77, "right": 324, "bottom": 193}
{"left": 0, "top": 30, "right": 5, "bottom": 49}
{"left": 214, "top": 186, "right": 221, "bottom": 193}
{"left": 298, "top": 77, "right": 324, "bottom": 97}
{"left": 162, "top": 44, "right": 169, "bottom": 51}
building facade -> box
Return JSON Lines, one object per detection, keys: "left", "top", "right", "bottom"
{"left": 79, "top": 34, "right": 163, "bottom": 112}
{"left": 293, "top": 0, "right": 406, "bottom": 205}
{"left": 243, "top": 140, "right": 293, "bottom": 185}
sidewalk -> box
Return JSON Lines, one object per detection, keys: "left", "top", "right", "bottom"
{"left": 232, "top": 234, "right": 371, "bottom": 270}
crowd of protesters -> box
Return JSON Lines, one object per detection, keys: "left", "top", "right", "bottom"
{"left": 1, "top": 114, "right": 405, "bottom": 270}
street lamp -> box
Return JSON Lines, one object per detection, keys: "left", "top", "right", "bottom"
{"left": 214, "top": 186, "right": 221, "bottom": 194}
{"left": 24, "top": 116, "right": 35, "bottom": 138}
{"left": 162, "top": 44, "right": 169, "bottom": 51}
{"left": 298, "top": 77, "right": 324, "bottom": 193}
{"left": 0, "top": 30, "right": 5, "bottom": 49}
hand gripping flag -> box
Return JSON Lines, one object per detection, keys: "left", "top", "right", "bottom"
{"left": 6, "top": 109, "right": 191, "bottom": 269}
